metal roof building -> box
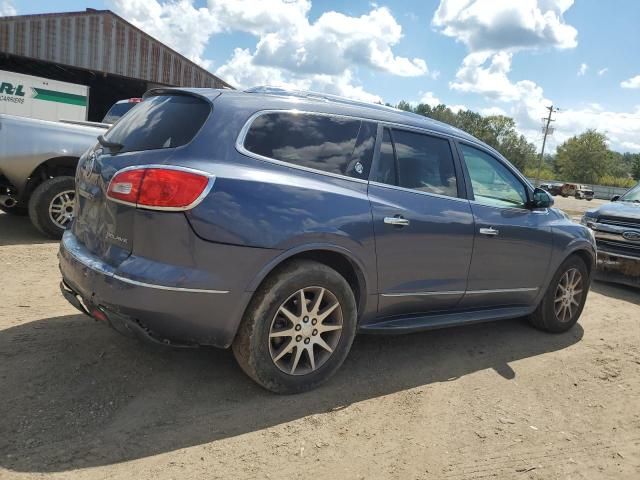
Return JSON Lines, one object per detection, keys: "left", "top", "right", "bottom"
{"left": 0, "top": 8, "right": 232, "bottom": 120}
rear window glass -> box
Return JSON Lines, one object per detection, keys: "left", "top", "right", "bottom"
{"left": 243, "top": 112, "right": 375, "bottom": 179}
{"left": 102, "top": 102, "right": 137, "bottom": 124}
{"left": 104, "top": 95, "right": 210, "bottom": 153}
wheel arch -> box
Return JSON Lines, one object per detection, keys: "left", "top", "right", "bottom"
{"left": 21, "top": 156, "right": 78, "bottom": 203}
{"left": 245, "top": 245, "right": 370, "bottom": 321}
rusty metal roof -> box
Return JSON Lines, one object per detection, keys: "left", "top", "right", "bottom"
{"left": 0, "top": 9, "right": 233, "bottom": 89}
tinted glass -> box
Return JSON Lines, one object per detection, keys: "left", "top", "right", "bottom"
{"left": 104, "top": 95, "right": 210, "bottom": 153}
{"left": 375, "top": 128, "right": 397, "bottom": 185}
{"left": 460, "top": 144, "right": 527, "bottom": 208}
{"left": 389, "top": 130, "right": 458, "bottom": 197}
{"left": 102, "top": 102, "right": 137, "bottom": 124}
{"left": 244, "top": 113, "right": 372, "bottom": 178}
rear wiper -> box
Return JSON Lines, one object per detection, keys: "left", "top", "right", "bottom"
{"left": 97, "top": 134, "right": 123, "bottom": 151}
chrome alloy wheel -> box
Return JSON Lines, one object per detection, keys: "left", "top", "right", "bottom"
{"left": 554, "top": 268, "right": 584, "bottom": 322}
{"left": 268, "top": 286, "right": 343, "bottom": 376}
{"left": 48, "top": 190, "right": 76, "bottom": 229}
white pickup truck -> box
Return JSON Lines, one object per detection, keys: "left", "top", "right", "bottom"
{"left": 0, "top": 114, "right": 105, "bottom": 238}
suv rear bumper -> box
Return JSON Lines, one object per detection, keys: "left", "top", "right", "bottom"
{"left": 58, "top": 231, "right": 252, "bottom": 347}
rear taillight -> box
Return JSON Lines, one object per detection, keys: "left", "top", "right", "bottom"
{"left": 107, "top": 166, "right": 212, "bottom": 210}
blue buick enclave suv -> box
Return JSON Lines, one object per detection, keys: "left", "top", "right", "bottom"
{"left": 59, "top": 87, "right": 596, "bottom": 393}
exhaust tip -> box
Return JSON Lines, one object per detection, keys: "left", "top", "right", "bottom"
{"left": 0, "top": 197, "right": 17, "bottom": 208}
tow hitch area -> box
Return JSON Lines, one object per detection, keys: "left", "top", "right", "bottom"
{"left": 58, "top": 281, "right": 197, "bottom": 348}
{"left": 59, "top": 281, "right": 91, "bottom": 316}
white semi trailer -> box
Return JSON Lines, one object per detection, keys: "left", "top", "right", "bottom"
{"left": 0, "top": 70, "right": 89, "bottom": 122}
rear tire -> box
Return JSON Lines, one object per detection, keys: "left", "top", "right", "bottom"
{"left": 232, "top": 260, "right": 358, "bottom": 394}
{"left": 528, "top": 255, "right": 589, "bottom": 333}
{"left": 28, "top": 176, "right": 76, "bottom": 239}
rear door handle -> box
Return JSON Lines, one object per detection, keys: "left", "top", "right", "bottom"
{"left": 384, "top": 216, "right": 410, "bottom": 227}
{"left": 479, "top": 227, "right": 499, "bottom": 236}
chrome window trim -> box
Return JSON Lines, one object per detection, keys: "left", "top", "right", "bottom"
{"left": 106, "top": 164, "right": 216, "bottom": 211}
{"left": 64, "top": 244, "right": 229, "bottom": 294}
{"left": 382, "top": 287, "right": 538, "bottom": 297}
{"left": 235, "top": 109, "right": 489, "bottom": 187}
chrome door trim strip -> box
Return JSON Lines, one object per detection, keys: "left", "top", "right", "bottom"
{"left": 381, "top": 290, "right": 465, "bottom": 297}
{"left": 465, "top": 287, "right": 539, "bottom": 295}
{"left": 381, "top": 287, "right": 538, "bottom": 297}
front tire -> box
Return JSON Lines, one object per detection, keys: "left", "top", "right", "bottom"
{"left": 28, "top": 176, "right": 76, "bottom": 239}
{"left": 528, "top": 255, "right": 590, "bottom": 333}
{"left": 232, "top": 260, "right": 358, "bottom": 394}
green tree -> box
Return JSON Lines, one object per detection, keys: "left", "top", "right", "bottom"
{"left": 631, "top": 154, "right": 640, "bottom": 181}
{"left": 555, "top": 130, "right": 612, "bottom": 183}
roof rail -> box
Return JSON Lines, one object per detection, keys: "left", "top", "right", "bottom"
{"left": 244, "top": 85, "right": 403, "bottom": 115}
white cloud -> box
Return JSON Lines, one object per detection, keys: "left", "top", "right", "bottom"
{"left": 0, "top": 0, "right": 16, "bottom": 16}
{"left": 448, "top": 51, "right": 640, "bottom": 152}
{"left": 247, "top": 6, "right": 427, "bottom": 77}
{"left": 577, "top": 63, "right": 588, "bottom": 76}
{"left": 109, "top": 0, "right": 426, "bottom": 102}
{"left": 597, "top": 67, "right": 608, "bottom": 76}
{"left": 110, "top": 0, "right": 220, "bottom": 68}
{"left": 480, "top": 106, "right": 507, "bottom": 116}
{"left": 621, "top": 75, "right": 640, "bottom": 89}
{"left": 432, "top": 0, "right": 577, "bottom": 53}
{"left": 216, "top": 48, "right": 382, "bottom": 103}
{"left": 419, "top": 91, "right": 441, "bottom": 106}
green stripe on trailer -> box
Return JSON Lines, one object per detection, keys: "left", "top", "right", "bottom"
{"left": 32, "top": 88, "right": 87, "bottom": 106}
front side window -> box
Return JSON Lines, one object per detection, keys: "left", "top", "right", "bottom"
{"left": 373, "top": 128, "right": 458, "bottom": 198}
{"left": 243, "top": 112, "right": 375, "bottom": 179}
{"left": 621, "top": 183, "right": 640, "bottom": 202}
{"left": 460, "top": 144, "right": 528, "bottom": 208}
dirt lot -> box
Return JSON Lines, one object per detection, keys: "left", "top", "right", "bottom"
{"left": 551, "top": 195, "right": 606, "bottom": 218}
{"left": 1, "top": 207, "right": 639, "bottom": 480}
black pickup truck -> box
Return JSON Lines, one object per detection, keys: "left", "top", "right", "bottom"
{"left": 581, "top": 183, "right": 640, "bottom": 287}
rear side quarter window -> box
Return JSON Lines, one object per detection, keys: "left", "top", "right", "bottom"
{"left": 242, "top": 112, "right": 375, "bottom": 179}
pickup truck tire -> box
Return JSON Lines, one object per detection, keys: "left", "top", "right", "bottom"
{"left": 0, "top": 205, "right": 28, "bottom": 216}
{"left": 233, "top": 260, "right": 357, "bottom": 394}
{"left": 528, "top": 255, "right": 589, "bottom": 333}
{"left": 28, "top": 176, "right": 76, "bottom": 239}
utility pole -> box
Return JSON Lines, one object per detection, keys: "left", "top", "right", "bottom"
{"left": 535, "top": 105, "right": 559, "bottom": 186}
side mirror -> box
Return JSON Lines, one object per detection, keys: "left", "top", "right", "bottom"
{"left": 531, "top": 187, "right": 554, "bottom": 209}
{"left": 611, "top": 195, "right": 620, "bottom": 202}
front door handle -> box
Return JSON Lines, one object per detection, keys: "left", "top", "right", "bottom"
{"left": 384, "top": 216, "right": 410, "bottom": 227}
{"left": 479, "top": 227, "right": 499, "bottom": 236}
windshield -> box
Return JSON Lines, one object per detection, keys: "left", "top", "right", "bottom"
{"left": 620, "top": 183, "right": 640, "bottom": 202}
{"left": 102, "top": 102, "right": 138, "bottom": 124}
{"left": 103, "top": 95, "right": 211, "bottom": 153}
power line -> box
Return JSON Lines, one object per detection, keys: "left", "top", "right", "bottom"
{"left": 535, "top": 105, "right": 559, "bottom": 185}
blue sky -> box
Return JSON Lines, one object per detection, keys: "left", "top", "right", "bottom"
{"left": 5, "top": 0, "right": 640, "bottom": 152}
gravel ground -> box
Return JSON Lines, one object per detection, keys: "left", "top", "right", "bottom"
{"left": 1, "top": 209, "right": 639, "bottom": 480}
